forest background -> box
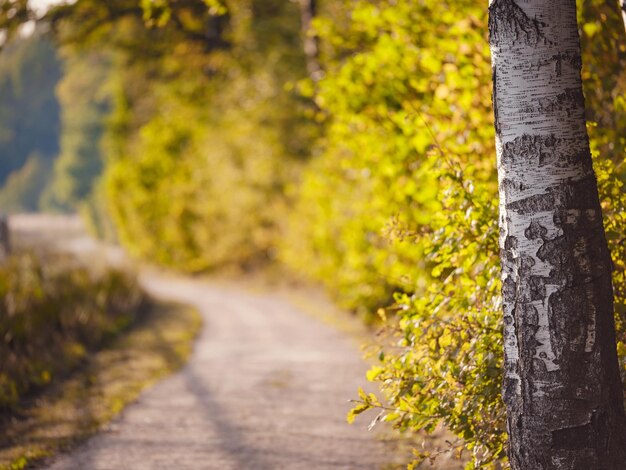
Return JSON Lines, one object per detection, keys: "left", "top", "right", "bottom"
{"left": 1, "top": 0, "right": 626, "bottom": 467}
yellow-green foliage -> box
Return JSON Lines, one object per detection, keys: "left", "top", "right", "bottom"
{"left": 0, "top": 253, "right": 145, "bottom": 410}
{"left": 0, "top": 302, "right": 200, "bottom": 470}
{"left": 105, "top": 80, "right": 301, "bottom": 270}
{"left": 282, "top": 0, "right": 494, "bottom": 319}
{"left": 102, "top": 0, "right": 313, "bottom": 271}
{"left": 356, "top": 154, "right": 626, "bottom": 470}
{"left": 87, "top": 1, "right": 626, "bottom": 464}
{"left": 15, "top": 0, "right": 626, "bottom": 467}
{"left": 297, "top": 0, "right": 626, "bottom": 468}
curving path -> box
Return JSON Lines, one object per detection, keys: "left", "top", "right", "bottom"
{"left": 12, "top": 216, "right": 398, "bottom": 470}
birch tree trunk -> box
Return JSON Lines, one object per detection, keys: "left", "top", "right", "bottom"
{"left": 298, "top": 0, "right": 321, "bottom": 79}
{"left": 489, "top": 0, "right": 626, "bottom": 467}
{"left": 620, "top": 0, "right": 626, "bottom": 34}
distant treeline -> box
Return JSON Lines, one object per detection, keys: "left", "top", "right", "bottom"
{"left": 0, "top": 32, "right": 107, "bottom": 214}
{"left": 0, "top": 34, "right": 59, "bottom": 212}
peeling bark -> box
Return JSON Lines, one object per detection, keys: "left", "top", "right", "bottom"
{"left": 489, "top": 0, "right": 626, "bottom": 468}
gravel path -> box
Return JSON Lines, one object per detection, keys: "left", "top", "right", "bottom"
{"left": 15, "top": 214, "right": 398, "bottom": 470}
{"left": 46, "top": 274, "right": 394, "bottom": 470}
{"left": 11, "top": 215, "right": 394, "bottom": 470}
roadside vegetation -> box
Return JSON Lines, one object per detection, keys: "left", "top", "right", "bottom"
{"left": 0, "top": 251, "right": 201, "bottom": 469}
{"left": 0, "top": 252, "right": 144, "bottom": 410}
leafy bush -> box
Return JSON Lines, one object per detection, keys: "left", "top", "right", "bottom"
{"left": 314, "top": 0, "right": 626, "bottom": 468}
{"left": 0, "top": 253, "right": 145, "bottom": 410}
{"left": 349, "top": 149, "right": 626, "bottom": 470}
{"left": 101, "top": 0, "right": 313, "bottom": 271}
{"left": 281, "top": 0, "right": 494, "bottom": 320}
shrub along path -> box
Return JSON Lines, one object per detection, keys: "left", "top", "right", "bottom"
{"left": 11, "top": 215, "right": 417, "bottom": 470}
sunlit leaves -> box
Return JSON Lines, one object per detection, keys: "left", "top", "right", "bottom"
{"left": 0, "top": 0, "right": 31, "bottom": 47}
{"left": 308, "top": 0, "right": 626, "bottom": 468}
{"left": 283, "top": 0, "right": 494, "bottom": 316}
{"left": 103, "top": 0, "right": 311, "bottom": 271}
{"left": 202, "top": 0, "right": 227, "bottom": 16}
{"left": 141, "top": 0, "right": 171, "bottom": 28}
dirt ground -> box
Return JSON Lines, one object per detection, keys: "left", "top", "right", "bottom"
{"left": 10, "top": 214, "right": 464, "bottom": 470}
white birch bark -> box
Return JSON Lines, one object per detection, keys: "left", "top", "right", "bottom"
{"left": 620, "top": 0, "right": 626, "bottom": 35}
{"left": 489, "top": 0, "right": 626, "bottom": 467}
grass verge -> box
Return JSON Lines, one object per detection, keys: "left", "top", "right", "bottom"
{"left": 0, "top": 301, "right": 201, "bottom": 470}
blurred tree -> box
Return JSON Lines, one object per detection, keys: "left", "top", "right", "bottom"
{"left": 0, "top": 153, "right": 52, "bottom": 212}
{"left": 44, "top": 0, "right": 229, "bottom": 52}
{"left": 297, "top": 0, "right": 320, "bottom": 79}
{"left": 0, "top": 214, "right": 8, "bottom": 260}
{"left": 101, "top": 0, "right": 315, "bottom": 269}
{"left": 41, "top": 47, "right": 112, "bottom": 212}
{"left": 0, "top": 32, "right": 61, "bottom": 185}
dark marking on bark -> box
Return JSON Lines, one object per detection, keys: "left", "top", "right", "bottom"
{"left": 554, "top": 58, "right": 561, "bottom": 77}
{"left": 547, "top": 288, "right": 589, "bottom": 361}
{"left": 503, "top": 376, "right": 520, "bottom": 404}
{"left": 492, "top": 68, "right": 500, "bottom": 136}
{"left": 520, "top": 89, "right": 585, "bottom": 118}
{"left": 525, "top": 220, "right": 548, "bottom": 240}
{"left": 531, "top": 357, "right": 548, "bottom": 375}
{"left": 504, "top": 235, "right": 518, "bottom": 250}
{"left": 528, "top": 276, "right": 546, "bottom": 301}
{"left": 535, "top": 52, "right": 582, "bottom": 75}
{"left": 502, "top": 275, "right": 517, "bottom": 300}
{"left": 489, "top": 0, "right": 549, "bottom": 48}
{"left": 507, "top": 191, "right": 554, "bottom": 215}
{"left": 501, "top": 133, "right": 592, "bottom": 169}
{"left": 551, "top": 409, "right": 601, "bottom": 450}
{"left": 501, "top": 178, "right": 521, "bottom": 193}
{"left": 506, "top": 174, "right": 598, "bottom": 215}
{"left": 552, "top": 423, "right": 593, "bottom": 449}
{"left": 520, "top": 303, "right": 539, "bottom": 325}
